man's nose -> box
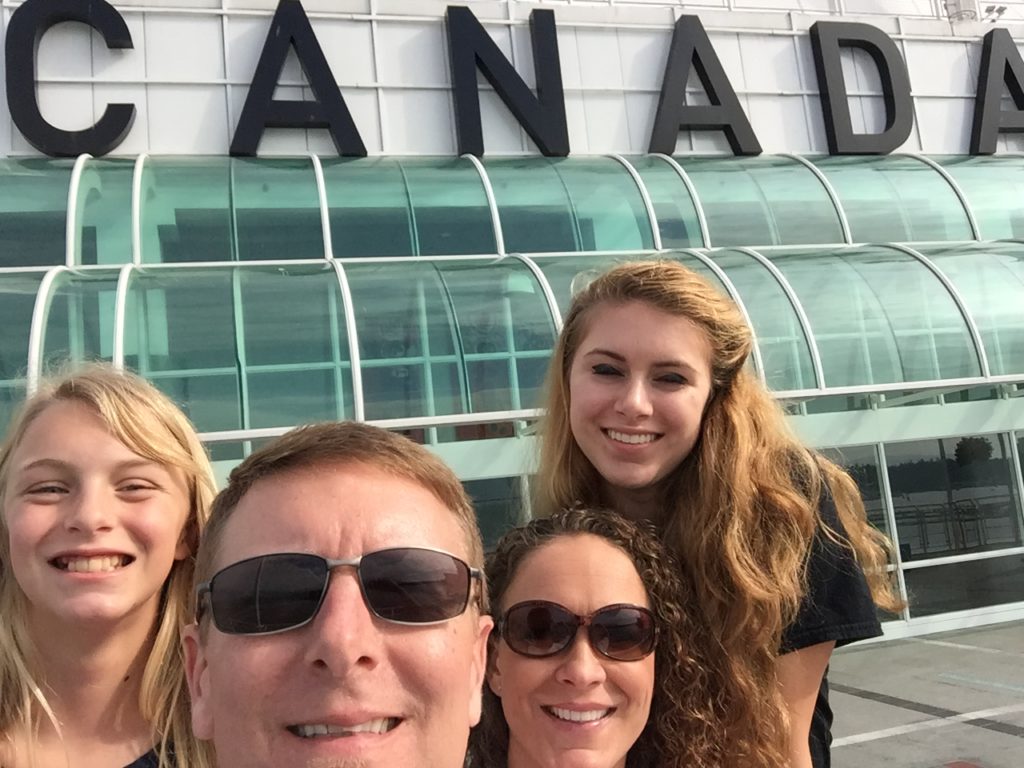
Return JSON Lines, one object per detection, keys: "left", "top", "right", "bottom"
{"left": 302, "top": 568, "right": 383, "bottom": 676}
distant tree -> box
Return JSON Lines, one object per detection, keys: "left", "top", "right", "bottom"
{"left": 954, "top": 436, "right": 993, "bottom": 466}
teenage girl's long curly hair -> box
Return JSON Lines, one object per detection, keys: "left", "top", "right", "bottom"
{"left": 469, "top": 507, "right": 728, "bottom": 768}
{"left": 0, "top": 363, "right": 216, "bottom": 768}
{"left": 534, "top": 260, "right": 902, "bottom": 768}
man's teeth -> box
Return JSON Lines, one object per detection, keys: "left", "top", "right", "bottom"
{"left": 606, "top": 430, "right": 656, "bottom": 445}
{"left": 56, "top": 555, "right": 130, "bottom": 573}
{"left": 292, "top": 719, "right": 397, "bottom": 738}
{"left": 547, "top": 707, "right": 611, "bottom": 723}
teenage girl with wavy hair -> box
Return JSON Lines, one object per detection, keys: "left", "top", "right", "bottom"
{"left": 535, "top": 260, "right": 902, "bottom": 768}
{"left": 470, "top": 506, "right": 726, "bottom": 768}
{"left": 0, "top": 364, "right": 216, "bottom": 768}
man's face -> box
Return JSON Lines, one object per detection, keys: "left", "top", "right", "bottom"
{"left": 183, "top": 462, "right": 491, "bottom": 768}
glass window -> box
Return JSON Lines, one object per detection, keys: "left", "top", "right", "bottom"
{"left": 436, "top": 261, "right": 556, "bottom": 412}
{"left": 0, "top": 159, "right": 74, "bottom": 267}
{"left": 75, "top": 158, "right": 135, "bottom": 265}
{"left": 236, "top": 266, "right": 354, "bottom": 428}
{"left": 708, "top": 248, "right": 817, "bottom": 391}
{"left": 677, "top": 156, "right": 843, "bottom": 247}
{"left": 904, "top": 554, "right": 1024, "bottom": 618}
{"left": 345, "top": 262, "right": 464, "bottom": 421}
{"left": 819, "top": 445, "right": 890, "bottom": 538}
{"left": 124, "top": 269, "right": 240, "bottom": 432}
{"left": 626, "top": 156, "right": 703, "bottom": 248}
{"left": 769, "top": 246, "right": 981, "bottom": 387}
{"left": 0, "top": 272, "right": 46, "bottom": 431}
{"left": 139, "top": 158, "right": 233, "bottom": 263}
{"left": 124, "top": 265, "right": 356, "bottom": 432}
{"left": 466, "top": 476, "right": 526, "bottom": 551}
{"left": 811, "top": 155, "right": 972, "bottom": 243}
{"left": 486, "top": 158, "right": 654, "bottom": 253}
{"left": 322, "top": 157, "right": 496, "bottom": 257}
{"left": 885, "top": 434, "right": 1023, "bottom": 561}
{"left": 41, "top": 270, "right": 120, "bottom": 370}
{"left": 232, "top": 159, "right": 324, "bottom": 261}
{"left": 914, "top": 242, "right": 1024, "bottom": 376}
{"left": 937, "top": 155, "right": 1024, "bottom": 239}
{"left": 139, "top": 158, "right": 323, "bottom": 263}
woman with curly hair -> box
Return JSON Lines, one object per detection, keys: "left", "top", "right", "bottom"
{"left": 469, "top": 506, "right": 722, "bottom": 768}
{"left": 534, "top": 260, "right": 903, "bottom": 768}
{"left": 0, "top": 364, "right": 216, "bottom": 768}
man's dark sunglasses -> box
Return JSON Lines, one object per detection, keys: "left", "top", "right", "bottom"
{"left": 496, "top": 600, "right": 657, "bottom": 662}
{"left": 196, "top": 547, "right": 481, "bottom": 635}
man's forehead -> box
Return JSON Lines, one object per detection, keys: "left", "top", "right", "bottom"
{"left": 213, "top": 462, "right": 467, "bottom": 568}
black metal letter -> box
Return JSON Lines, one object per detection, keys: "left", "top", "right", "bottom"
{"left": 446, "top": 6, "right": 569, "bottom": 157}
{"left": 810, "top": 21, "right": 913, "bottom": 155}
{"left": 970, "top": 28, "right": 1024, "bottom": 155}
{"left": 230, "top": 0, "right": 365, "bottom": 156}
{"left": 648, "top": 15, "right": 761, "bottom": 156}
{"left": 5, "top": 0, "right": 135, "bottom": 157}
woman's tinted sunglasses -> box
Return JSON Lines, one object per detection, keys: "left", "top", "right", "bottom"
{"left": 497, "top": 600, "right": 657, "bottom": 662}
{"left": 196, "top": 547, "right": 481, "bottom": 635}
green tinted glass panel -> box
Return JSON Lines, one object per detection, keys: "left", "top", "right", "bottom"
{"left": 937, "top": 156, "right": 1024, "bottom": 239}
{"left": 820, "top": 444, "right": 890, "bottom": 537}
{"left": 323, "top": 157, "right": 495, "bottom": 257}
{"left": 437, "top": 261, "right": 556, "bottom": 411}
{"left": 232, "top": 159, "right": 323, "bottom": 261}
{"left": 344, "top": 262, "right": 464, "bottom": 420}
{"left": 627, "top": 156, "right": 702, "bottom": 248}
{"left": 915, "top": 242, "right": 1024, "bottom": 376}
{"left": 486, "top": 158, "right": 654, "bottom": 253}
{"left": 769, "top": 246, "right": 981, "bottom": 386}
{"left": 811, "top": 156, "right": 972, "bottom": 242}
{"left": 236, "top": 265, "right": 353, "bottom": 427}
{"left": 466, "top": 476, "right": 524, "bottom": 551}
{"left": 76, "top": 158, "right": 135, "bottom": 265}
{"left": 709, "top": 249, "right": 817, "bottom": 391}
{"left": 0, "top": 159, "right": 74, "bottom": 267}
{"left": 0, "top": 272, "right": 45, "bottom": 430}
{"left": 139, "top": 158, "right": 233, "bottom": 263}
{"left": 124, "top": 269, "right": 240, "bottom": 431}
{"left": 678, "top": 156, "right": 843, "bottom": 247}
{"left": 41, "top": 270, "right": 119, "bottom": 369}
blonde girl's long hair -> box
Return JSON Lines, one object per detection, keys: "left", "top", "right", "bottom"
{"left": 535, "top": 260, "right": 902, "bottom": 767}
{"left": 0, "top": 363, "right": 216, "bottom": 768}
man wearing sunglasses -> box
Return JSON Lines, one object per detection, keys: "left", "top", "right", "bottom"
{"left": 182, "top": 422, "right": 492, "bottom": 768}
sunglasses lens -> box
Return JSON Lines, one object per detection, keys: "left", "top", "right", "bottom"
{"left": 210, "top": 554, "right": 326, "bottom": 634}
{"left": 360, "top": 548, "right": 471, "bottom": 623}
{"left": 502, "top": 602, "right": 577, "bottom": 657}
{"left": 590, "top": 606, "right": 656, "bottom": 661}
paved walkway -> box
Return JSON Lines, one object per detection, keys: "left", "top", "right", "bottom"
{"left": 830, "top": 620, "right": 1024, "bottom": 768}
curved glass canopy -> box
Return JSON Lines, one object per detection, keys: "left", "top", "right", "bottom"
{"left": 8, "top": 154, "right": 1024, "bottom": 270}
{"left": 3, "top": 239, "right": 1022, "bottom": 434}
{"left": 2, "top": 155, "right": 1023, "bottom": 434}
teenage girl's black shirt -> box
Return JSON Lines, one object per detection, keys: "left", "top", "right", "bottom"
{"left": 125, "top": 750, "right": 160, "bottom": 768}
{"left": 780, "top": 491, "right": 882, "bottom": 768}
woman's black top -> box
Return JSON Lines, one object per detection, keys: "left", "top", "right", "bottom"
{"left": 124, "top": 749, "right": 160, "bottom": 768}
{"left": 780, "top": 492, "right": 883, "bottom": 768}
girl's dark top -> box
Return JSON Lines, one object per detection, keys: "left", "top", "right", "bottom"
{"left": 124, "top": 749, "right": 160, "bottom": 768}
{"left": 780, "top": 491, "right": 883, "bottom": 768}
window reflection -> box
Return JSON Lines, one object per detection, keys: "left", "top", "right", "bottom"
{"left": 905, "top": 554, "right": 1024, "bottom": 617}
{"left": 467, "top": 477, "right": 525, "bottom": 551}
{"left": 886, "top": 435, "right": 1024, "bottom": 561}
{"left": 820, "top": 444, "right": 889, "bottom": 538}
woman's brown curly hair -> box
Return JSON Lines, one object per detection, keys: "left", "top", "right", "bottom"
{"left": 468, "top": 507, "right": 729, "bottom": 768}
{"left": 534, "top": 260, "right": 903, "bottom": 767}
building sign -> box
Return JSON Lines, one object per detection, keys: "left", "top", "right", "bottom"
{"left": 4, "top": 0, "right": 1024, "bottom": 158}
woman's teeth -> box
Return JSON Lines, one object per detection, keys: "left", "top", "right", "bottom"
{"left": 606, "top": 430, "right": 656, "bottom": 445}
{"left": 546, "top": 706, "right": 612, "bottom": 723}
